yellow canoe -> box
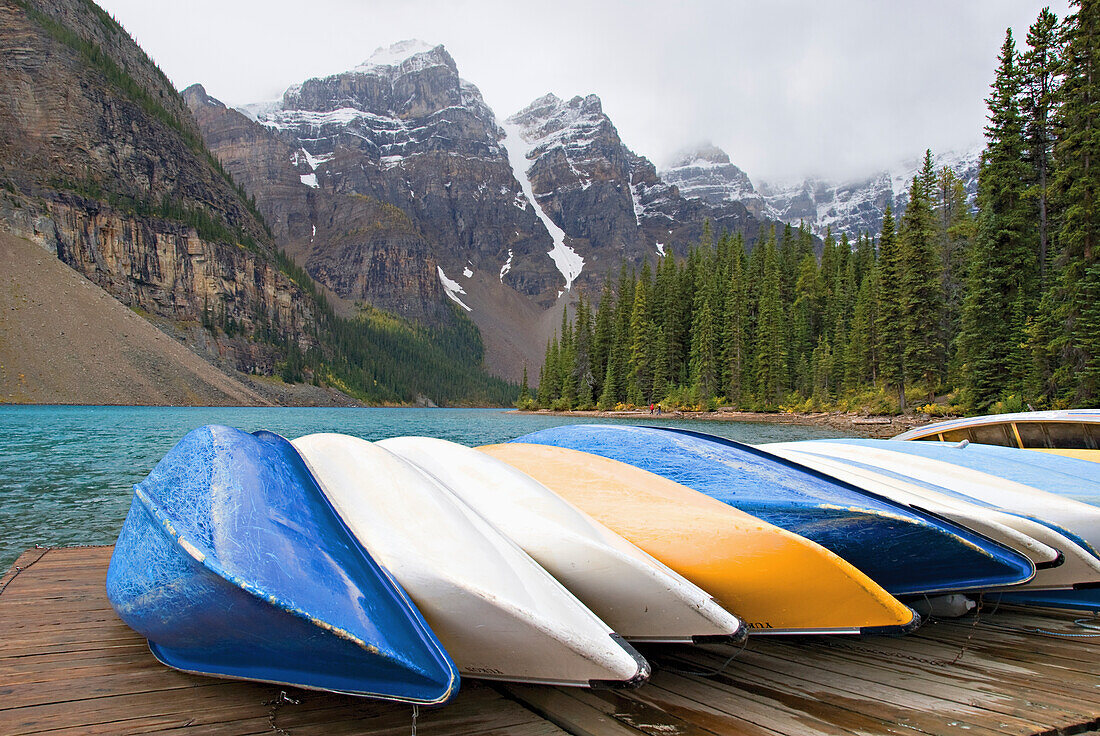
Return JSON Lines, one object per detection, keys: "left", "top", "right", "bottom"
{"left": 479, "top": 443, "right": 918, "bottom": 635}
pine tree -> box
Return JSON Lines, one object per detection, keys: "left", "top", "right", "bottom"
{"left": 689, "top": 266, "right": 719, "bottom": 402}
{"left": 516, "top": 364, "right": 531, "bottom": 407}
{"left": 791, "top": 254, "right": 821, "bottom": 395}
{"left": 876, "top": 205, "right": 906, "bottom": 408}
{"left": 536, "top": 337, "right": 555, "bottom": 407}
{"left": 656, "top": 251, "right": 685, "bottom": 387}
{"left": 811, "top": 336, "right": 833, "bottom": 403}
{"left": 723, "top": 245, "right": 749, "bottom": 404}
{"left": 1051, "top": 0, "right": 1100, "bottom": 402}
{"left": 591, "top": 277, "right": 614, "bottom": 398}
{"left": 899, "top": 152, "right": 945, "bottom": 395}
{"left": 1021, "top": 7, "right": 1062, "bottom": 292}
{"left": 629, "top": 263, "right": 656, "bottom": 403}
{"left": 935, "top": 165, "right": 975, "bottom": 373}
{"left": 574, "top": 295, "right": 595, "bottom": 407}
{"left": 846, "top": 274, "right": 875, "bottom": 387}
{"left": 962, "top": 29, "right": 1037, "bottom": 408}
{"left": 755, "top": 232, "right": 787, "bottom": 405}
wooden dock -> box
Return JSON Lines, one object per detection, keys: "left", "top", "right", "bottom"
{"left": 2, "top": 546, "right": 1099, "bottom": 736}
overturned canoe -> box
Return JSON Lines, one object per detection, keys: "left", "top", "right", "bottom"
{"left": 510, "top": 425, "right": 1036, "bottom": 596}
{"left": 379, "top": 435, "right": 743, "bottom": 644}
{"left": 479, "top": 442, "right": 918, "bottom": 635}
{"left": 762, "top": 443, "right": 1100, "bottom": 594}
{"left": 893, "top": 409, "right": 1100, "bottom": 463}
{"left": 106, "top": 425, "right": 459, "bottom": 704}
{"left": 293, "top": 433, "right": 649, "bottom": 688}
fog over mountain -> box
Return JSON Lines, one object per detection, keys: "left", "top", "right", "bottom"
{"left": 96, "top": 0, "right": 1066, "bottom": 183}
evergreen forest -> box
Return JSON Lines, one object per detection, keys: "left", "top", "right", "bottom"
{"left": 524, "top": 3, "right": 1100, "bottom": 415}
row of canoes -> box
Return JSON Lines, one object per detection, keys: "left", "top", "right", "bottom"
{"left": 106, "top": 421, "right": 1100, "bottom": 706}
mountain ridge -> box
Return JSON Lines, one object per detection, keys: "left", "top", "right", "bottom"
{"left": 662, "top": 142, "right": 982, "bottom": 240}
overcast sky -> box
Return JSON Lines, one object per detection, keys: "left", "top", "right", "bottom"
{"left": 97, "top": 0, "right": 1069, "bottom": 183}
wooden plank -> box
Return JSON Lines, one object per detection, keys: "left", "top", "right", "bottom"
{"left": 646, "top": 674, "right": 907, "bottom": 736}
{"left": 734, "top": 637, "right": 1098, "bottom": 729}
{"left": 655, "top": 647, "right": 1032, "bottom": 736}
{"left": 566, "top": 685, "right": 781, "bottom": 736}
{"left": 754, "top": 636, "right": 1099, "bottom": 723}
{"left": 501, "top": 685, "right": 650, "bottom": 736}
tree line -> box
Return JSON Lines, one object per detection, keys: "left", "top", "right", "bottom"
{"left": 522, "top": 2, "right": 1100, "bottom": 414}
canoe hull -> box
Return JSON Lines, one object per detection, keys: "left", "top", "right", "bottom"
{"left": 510, "top": 425, "right": 1035, "bottom": 597}
{"left": 378, "top": 436, "right": 743, "bottom": 644}
{"left": 479, "top": 442, "right": 919, "bottom": 636}
{"left": 784, "top": 440, "right": 1100, "bottom": 560}
{"left": 293, "top": 433, "right": 650, "bottom": 688}
{"left": 984, "top": 587, "right": 1100, "bottom": 613}
{"left": 762, "top": 444, "right": 1100, "bottom": 592}
{"left": 106, "top": 425, "right": 459, "bottom": 704}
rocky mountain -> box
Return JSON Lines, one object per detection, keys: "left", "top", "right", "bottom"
{"left": 194, "top": 42, "right": 768, "bottom": 379}
{"left": 502, "top": 94, "right": 757, "bottom": 286}
{"left": 0, "top": 0, "right": 320, "bottom": 379}
{"left": 0, "top": 3, "right": 510, "bottom": 405}
{"left": 662, "top": 144, "right": 982, "bottom": 240}
{"left": 661, "top": 145, "right": 766, "bottom": 217}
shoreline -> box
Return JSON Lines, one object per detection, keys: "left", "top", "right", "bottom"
{"left": 509, "top": 408, "right": 940, "bottom": 439}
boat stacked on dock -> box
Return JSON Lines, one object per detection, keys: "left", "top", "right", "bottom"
{"left": 508, "top": 425, "right": 1037, "bottom": 598}
{"left": 107, "top": 418, "right": 1099, "bottom": 706}
{"left": 764, "top": 438, "right": 1100, "bottom": 613}
{"left": 105, "top": 425, "right": 461, "bottom": 705}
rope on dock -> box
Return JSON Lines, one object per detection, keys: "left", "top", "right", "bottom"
{"left": 0, "top": 545, "right": 51, "bottom": 599}
{"left": 661, "top": 634, "right": 750, "bottom": 677}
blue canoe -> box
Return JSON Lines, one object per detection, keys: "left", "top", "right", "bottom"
{"left": 512, "top": 425, "right": 1035, "bottom": 596}
{"left": 106, "top": 425, "right": 459, "bottom": 703}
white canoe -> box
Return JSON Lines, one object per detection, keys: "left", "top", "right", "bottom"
{"left": 764, "top": 441, "right": 1100, "bottom": 585}
{"left": 292, "top": 433, "right": 649, "bottom": 688}
{"left": 379, "top": 436, "right": 744, "bottom": 644}
{"left": 763, "top": 444, "right": 1100, "bottom": 591}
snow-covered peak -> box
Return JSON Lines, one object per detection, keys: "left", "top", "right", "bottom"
{"left": 660, "top": 143, "right": 760, "bottom": 210}
{"left": 506, "top": 93, "right": 607, "bottom": 155}
{"left": 666, "top": 143, "right": 731, "bottom": 170}
{"left": 350, "top": 40, "right": 454, "bottom": 77}
{"left": 363, "top": 39, "right": 437, "bottom": 68}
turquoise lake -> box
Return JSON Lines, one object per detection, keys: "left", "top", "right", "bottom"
{"left": 0, "top": 406, "right": 853, "bottom": 570}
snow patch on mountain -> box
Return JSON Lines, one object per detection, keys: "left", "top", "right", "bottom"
{"left": 501, "top": 120, "right": 584, "bottom": 291}
{"left": 437, "top": 266, "right": 471, "bottom": 311}
{"left": 361, "top": 39, "right": 437, "bottom": 69}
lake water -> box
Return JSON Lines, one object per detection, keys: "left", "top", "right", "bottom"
{"left": 0, "top": 406, "right": 853, "bottom": 570}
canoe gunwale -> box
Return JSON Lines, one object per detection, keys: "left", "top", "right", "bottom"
{"left": 145, "top": 641, "right": 459, "bottom": 705}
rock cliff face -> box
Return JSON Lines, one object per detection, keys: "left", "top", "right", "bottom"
{"left": 232, "top": 42, "right": 562, "bottom": 306}
{"left": 0, "top": 0, "right": 319, "bottom": 375}
{"left": 662, "top": 143, "right": 982, "bottom": 240}
{"left": 185, "top": 83, "right": 449, "bottom": 324}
